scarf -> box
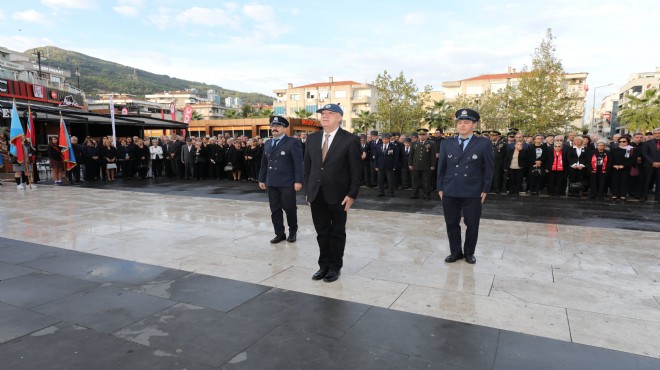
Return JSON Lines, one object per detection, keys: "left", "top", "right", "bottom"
{"left": 620, "top": 144, "right": 632, "bottom": 158}
{"left": 591, "top": 152, "right": 608, "bottom": 173}
{"left": 552, "top": 150, "right": 563, "bottom": 171}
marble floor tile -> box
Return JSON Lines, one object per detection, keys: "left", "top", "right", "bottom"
{"left": 261, "top": 266, "right": 409, "bottom": 308}
{"left": 390, "top": 285, "right": 570, "bottom": 341}
{"left": 491, "top": 278, "right": 660, "bottom": 323}
{"left": 169, "top": 252, "right": 290, "bottom": 284}
{"left": 424, "top": 253, "right": 554, "bottom": 283}
{"left": 89, "top": 243, "right": 197, "bottom": 266}
{"left": 553, "top": 266, "right": 660, "bottom": 297}
{"left": 356, "top": 259, "right": 494, "bottom": 296}
{"left": 568, "top": 309, "right": 660, "bottom": 359}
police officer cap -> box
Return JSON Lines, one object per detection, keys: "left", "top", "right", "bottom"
{"left": 381, "top": 133, "right": 392, "bottom": 139}
{"left": 393, "top": 132, "right": 401, "bottom": 136}
{"left": 416, "top": 128, "right": 429, "bottom": 134}
{"left": 316, "top": 103, "right": 344, "bottom": 116}
{"left": 404, "top": 137, "right": 412, "bottom": 143}
{"left": 269, "top": 115, "right": 289, "bottom": 127}
{"left": 455, "top": 108, "right": 480, "bottom": 122}
{"left": 370, "top": 130, "right": 379, "bottom": 136}
{"left": 490, "top": 130, "right": 502, "bottom": 135}
{"left": 508, "top": 127, "right": 520, "bottom": 133}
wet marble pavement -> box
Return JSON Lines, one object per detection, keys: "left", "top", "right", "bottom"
{"left": 0, "top": 181, "right": 659, "bottom": 368}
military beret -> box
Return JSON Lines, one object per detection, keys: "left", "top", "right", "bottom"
{"left": 404, "top": 138, "right": 412, "bottom": 143}
{"left": 370, "top": 130, "right": 379, "bottom": 136}
{"left": 455, "top": 108, "right": 480, "bottom": 122}
{"left": 381, "top": 133, "right": 392, "bottom": 139}
{"left": 411, "top": 132, "right": 419, "bottom": 137}
{"left": 359, "top": 134, "right": 367, "bottom": 139}
{"left": 269, "top": 116, "right": 289, "bottom": 127}
{"left": 393, "top": 132, "right": 401, "bottom": 136}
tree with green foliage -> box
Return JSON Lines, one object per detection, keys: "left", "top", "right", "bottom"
{"left": 424, "top": 99, "right": 454, "bottom": 130}
{"left": 507, "top": 28, "right": 581, "bottom": 134}
{"left": 294, "top": 108, "right": 313, "bottom": 119}
{"left": 374, "top": 70, "right": 432, "bottom": 134}
{"left": 256, "top": 109, "right": 273, "bottom": 118}
{"left": 224, "top": 109, "right": 239, "bottom": 119}
{"left": 241, "top": 103, "right": 254, "bottom": 118}
{"left": 191, "top": 110, "right": 203, "bottom": 121}
{"left": 352, "top": 110, "right": 378, "bottom": 134}
{"left": 618, "top": 88, "right": 660, "bottom": 133}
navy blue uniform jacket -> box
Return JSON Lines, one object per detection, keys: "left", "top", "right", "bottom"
{"left": 374, "top": 143, "right": 400, "bottom": 171}
{"left": 304, "top": 128, "right": 362, "bottom": 204}
{"left": 437, "top": 136, "right": 494, "bottom": 198}
{"left": 258, "top": 135, "right": 303, "bottom": 187}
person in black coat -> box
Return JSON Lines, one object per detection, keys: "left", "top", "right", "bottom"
{"left": 101, "top": 142, "right": 118, "bottom": 181}
{"left": 193, "top": 141, "right": 207, "bottom": 180}
{"left": 245, "top": 139, "right": 263, "bottom": 182}
{"left": 641, "top": 128, "right": 660, "bottom": 202}
{"left": 588, "top": 140, "right": 611, "bottom": 200}
{"left": 504, "top": 141, "right": 530, "bottom": 195}
{"left": 67, "top": 136, "right": 84, "bottom": 184}
{"left": 400, "top": 137, "right": 413, "bottom": 189}
{"left": 546, "top": 143, "right": 569, "bottom": 196}
{"left": 81, "top": 139, "right": 99, "bottom": 182}
{"left": 526, "top": 134, "right": 549, "bottom": 195}
{"left": 132, "top": 139, "right": 151, "bottom": 179}
{"left": 566, "top": 137, "right": 589, "bottom": 197}
{"left": 304, "top": 104, "right": 361, "bottom": 283}
{"left": 609, "top": 135, "right": 636, "bottom": 202}
{"left": 227, "top": 140, "right": 244, "bottom": 181}
{"left": 374, "top": 133, "right": 400, "bottom": 197}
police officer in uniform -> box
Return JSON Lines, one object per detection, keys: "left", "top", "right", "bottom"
{"left": 258, "top": 116, "right": 304, "bottom": 244}
{"left": 409, "top": 128, "right": 437, "bottom": 200}
{"left": 437, "top": 109, "right": 494, "bottom": 264}
{"left": 489, "top": 130, "right": 506, "bottom": 194}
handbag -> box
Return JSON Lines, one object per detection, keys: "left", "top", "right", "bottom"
{"left": 630, "top": 166, "right": 639, "bottom": 176}
{"left": 569, "top": 181, "right": 582, "bottom": 192}
{"left": 224, "top": 162, "right": 233, "bottom": 171}
{"left": 107, "top": 163, "right": 117, "bottom": 170}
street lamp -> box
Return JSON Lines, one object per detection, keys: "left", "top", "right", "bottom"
{"left": 75, "top": 68, "right": 81, "bottom": 89}
{"left": 591, "top": 83, "right": 613, "bottom": 133}
{"left": 34, "top": 49, "right": 43, "bottom": 78}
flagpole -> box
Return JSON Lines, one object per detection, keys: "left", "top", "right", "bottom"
{"left": 26, "top": 102, "right": 35, "bottom": 189}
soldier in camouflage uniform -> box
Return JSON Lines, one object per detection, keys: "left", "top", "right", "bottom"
{"left": 408, "top": 128, "right": 437, "bottom": 200}
{"left": 489, "top": 130, "right": 507, "bottom": 194}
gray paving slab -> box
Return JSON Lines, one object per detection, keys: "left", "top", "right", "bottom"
{"left": 0, "top": 241, "right": 77, "bottom": 264}
{"left": 0, "top": 302, "right": 61, "bottom": 344}
{"left": 20, "top": 252, "right": 126, "bottom": 277}
{"left": 141, "top": 272, "right": 270, "bottom": 312}
{"left": 0, "top": 322, "right": 213, "bottom": 370}
{"left": 0, "top": 271, "right": 98, "bottom": 308}
{"left": 115, "top": 302, "right": 278, "bottom": 367}
{"left": 31, "top": 284, "right": 177, "bottom": 333}
{"left": 0, "top": 260, "right": 36, "bottom": 281}
{"left": 220, "top": 325, "right": 410, "bottom": 370}
{"left": 230, "top": 287, "right": 370, "bottom": 338}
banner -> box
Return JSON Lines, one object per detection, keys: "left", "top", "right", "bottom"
{"left": 59, "top": 116, "right": 77, "bottom": 171}
{"left": 183, "top": 104, "right": 193, "bottom": 123}
{"left": 109, "top": 96, "right": 117, "bottom": 147}
{"left": 170, "top": 102, "right": 176, "bottom": 120}
{"left": 9, "top": 102, "right": 25, "bottom": 164}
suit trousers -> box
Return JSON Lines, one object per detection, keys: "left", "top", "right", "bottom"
{"left": 589, "top": 172, "right": 607, "bottom": 199}
{"left": 267, "top": 186, "right": 298, "bottom": 237}
{"left": 310, "top": 190, "right": 347, "bottom": 271}
{"left": 361, "top": 161, "right": 371, "bottom": 186}
{"left": 609, "top": 170, "right": 629, "bottom": 198}
{"left": 412, "top": 170, "right": 432, "bottom": 196}
{"left": 442, "top": 196, "right": 482, "bottom": 257}
{"left": 547, "top": 171, "right": 566, "bottom": 196}
{"left": 491, "top": 162, "right": 504, "bottom": 192}
{"left": 370, "top": 162, "right": 378, "bottom": 186}
{"left": 377, "top": 169, "right": 396, "bottom": 195}
{"left": 507, "top": 169, "right": 524, "bottom": 194}
{"left": 642, "top": 167, "right": 660, "bottom": 200}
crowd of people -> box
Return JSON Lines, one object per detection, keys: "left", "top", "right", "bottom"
{"left": 8, "top": 126, "right": 660, "bottom": 203}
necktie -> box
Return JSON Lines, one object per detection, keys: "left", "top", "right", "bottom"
{"left": 322, "top": 134, "right": 330, "bottom": 161}
{"left": 383, "top": 145, "right": 387, "bottom": 154}
{"left": 460, "top": 138, "right": 468, "bottom": 151}
{"left": 272, "top": 139, "right": 279, "bottom": 147}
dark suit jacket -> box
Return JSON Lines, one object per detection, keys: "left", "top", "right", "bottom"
{"left": 437, "top": 135, "right": 494, "bottom": 198}
{"left": 642, "top": 139, "right": 660, "bottom": 167}
{"left": 374, "top": 142, "right": 400, "bottom": 171}
{"left": 304, "top": 128, "right": 362, "bottom": 204}
{"left": 258, "top": 135, "right": 303, "bottom": 187}
{"left": 567, "top": 147, "right": 589, "bottom": 167}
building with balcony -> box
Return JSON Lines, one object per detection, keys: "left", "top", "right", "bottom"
{"left": 272, "top": 77, "right": 378, "bottom": 133}
{"left": 145, "top": 89, "right": 230, "bottom": 120}
{"left": 614, "top": 67, "right": 660, "bottom": 134}
{"left": 441, "top": 68, "right": 589, "bottom": 128}
{"left": 225, "top": 96, "right": 243, "bottom": 108}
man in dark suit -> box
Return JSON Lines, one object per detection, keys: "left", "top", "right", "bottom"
{"left": 437, "top": 109, "right": 494, "bottom": 265}
{"left": 181, "top": 137, "right": 195, "bottom": 179}
{"left": 259, "top": 116, "right": 304, "bottom": 243}
{"left": 641, "top": 128, "right": 660, "bottom": 202}
{"left": 400, "top": 137, "right": 413, "bottom": 189}
{"left": 359, "top": 134, "right": 371, "bottom": 186}
{"left": 374, "top": 133, "right": 400, "bottom": 197}
{"left": 304, "top": 104, "right": 361, "bottom": 283}
{"left": 368, "top": 130, "right": 381, "bottom": 187}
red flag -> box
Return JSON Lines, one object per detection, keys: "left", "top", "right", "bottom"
{"left": 58, "top": 117, "right": 77, "bottom": 171}
{"left": 161, "top": 109, "right": 164, "bottom": 120}
{"left": 27, "top": 104, "right": 36, "bottom": 144}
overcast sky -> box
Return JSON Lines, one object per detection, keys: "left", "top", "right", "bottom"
{"left": 1, "top": 0, "right": 658, "bottom": 113}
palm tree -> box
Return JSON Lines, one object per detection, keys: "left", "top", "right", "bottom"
{"left": 294, "top": 108, "right": 313, "bottom": 119}
{"left": 352, "top": 110, "right": 377, "bottom": 133}
{"left": 425, "top": 99, "right": 454, "bottom": 130}
{"left": 191, "top": 110, "right": 203, "bottom": 121}
{"left": 258, "top": 109, "right": 273, "bottom": 118}
{"left": 224, "top": 109, "right": 238, "bottom": 119}
{"left": 618, "top": 88, "right": 659, "bottom": 133}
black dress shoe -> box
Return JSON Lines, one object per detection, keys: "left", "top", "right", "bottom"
{"left": 465, "top": 255, "right": 476, "bottom": 264}
{"left": 312, "top": 269, "right": 328, "bottom": 280}
{"left": 323, "top": 270, "right": 340, "bottom": 282}
{"left": 410, "top": 195, "right": 419, "bottom": 199}
{"left": 377, "top": 193, "right": 385, "bottom": 197}
{"left": 286, "top": 234, "right": 296, "bottom": 242}
{"left": 445, "top": 254, "right": 464, "bottom": 263}
{"left": 270, "top": 235, "right": 286, "bottom": 244}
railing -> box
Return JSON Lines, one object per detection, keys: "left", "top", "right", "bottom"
{"left": 0, "top": 67, "right": 86, "bottom": 98}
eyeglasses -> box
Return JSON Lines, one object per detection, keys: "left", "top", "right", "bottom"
{"left": 618, "top": 140, "right": 628, "bottom": 143}
{"left": 554, "top": 145, "right": 562, "bottom": 148}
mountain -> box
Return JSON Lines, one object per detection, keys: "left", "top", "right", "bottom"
{"left": 24, "top": 46, "right": 273, "bottom": 105}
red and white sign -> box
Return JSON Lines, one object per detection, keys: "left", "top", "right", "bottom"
{"left": 121, "top": 107, "right": 128, "bottom": 115}
{"left": 183, "top": 104, "right": 193, "bottom": 123}
{"left": 169, "top": 102, "right": 176, "bottom": 120}
{"left": 50, "top": 90, "right": 58, "bottom": 99}
{"left": 33, "top": 85, "right": 45, "bottom": 98}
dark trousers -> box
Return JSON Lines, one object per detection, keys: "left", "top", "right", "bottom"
{"left": 528, "top": 170, "right": 544, "bottom": 193}
{"left": 442, "top": 196, "right": 482, "bottom": 257}
{"left": 184, "top": 161, "right": 194, "bottom": 179}
{"left": 642, "top": 167, "right": 660, "bottom": 200}
{"left": 267, "top": 186, "right": 298, "bottom": 237}
{"left": 85, "top": 160, "right": 98, "bottom": 181}
{"left": 589, "top": 172, "right": 607, "bottom": 199}
{"left": 377, "top": 168, "right": 396, "bottom": 195}
{"left": 401, "top": 167, "right": 412, "bottom": 188}
{"left": 412, "top": 170, "right": 432, "bottom": 197}
{"left": 310, "top": 190, "right": 347, "bottom": 271}
{"left": 547, "top": 171, "right": 566, "bottom": 196}
{"left": 169, "top": 157, "right": 179, "bottom": 178}
{"left": 361, "top": 161, "right": 371, "bottom": 186}
{"left": 67, "top": 165, "right": 81, "bottom": 183}
{"left": 507, "top": 169, "right": 524, "bottom": 194}
{"left": 610, "top": 169, "right": 629, "bottom": 198}
{"left": 491, "top": 163, "right": 504, "bottom": 192}
{"left": 152, "top": 158, "right": 163, "bottom": 177}
{"left": 193, "top": 162, "right": 205, "bottom": 179}
{"left": 370, "top": 162, "right": 378, "bottom": 186}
